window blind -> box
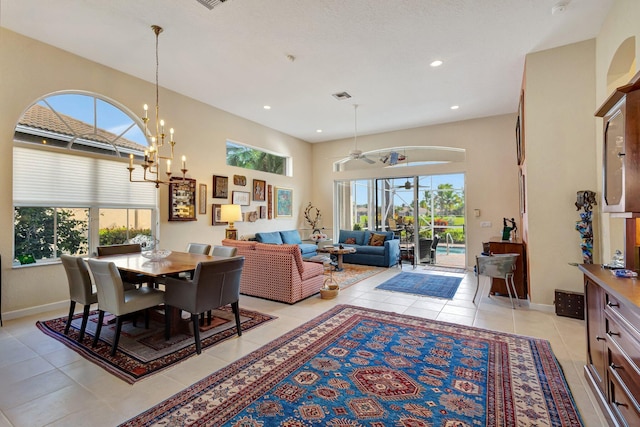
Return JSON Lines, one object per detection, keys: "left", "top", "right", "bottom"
{"left": 13, "top": 146, "right": 157, "bottom": 208}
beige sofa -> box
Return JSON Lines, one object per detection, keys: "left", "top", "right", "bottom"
{"left": 222, "top": 239, "right": 324, "bottom": 304}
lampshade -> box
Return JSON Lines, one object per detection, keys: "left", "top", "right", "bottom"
{"left": 220, "top": 204, "right": 242, "bottom": 225}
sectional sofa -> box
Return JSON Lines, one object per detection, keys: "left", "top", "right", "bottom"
{"left": 254, "top": 230, "right": 317, "bottom": 258}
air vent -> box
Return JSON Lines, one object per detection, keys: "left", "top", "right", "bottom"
{"left": 332, "top": 91, "right": 352, "bottom": 100}
{"left": 195, "top": 0, "right": 227, "bottom": 10}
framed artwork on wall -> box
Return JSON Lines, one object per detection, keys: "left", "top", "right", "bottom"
{"left": 253, "top": 179, "right": 266, "bottom": 201}
{"left": 267, "top": 185, "right": 273, "bottom": 219}
{"left": 232, "top": 190, "right": 250, "bottom": 206}
{"left": 516, "top": 90, "right": 525, "bottom": 165}
{"left": 169, "top": 177, "right": 197, "bottom": 221}
{"left": 213, "top": 175, "right": 228, "bottom": 198}
{"left": 212, "top": 204, "right": 228, "bottom": 226}
{"left": 198, "top": 184, "right": 207, "bottom": 214}
{"left": 274, "top": 187, "right": 293, "bottom": 218}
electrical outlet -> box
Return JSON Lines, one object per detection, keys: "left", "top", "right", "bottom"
{"left": 480, "top": 221, "right": 492, "bottom": 228}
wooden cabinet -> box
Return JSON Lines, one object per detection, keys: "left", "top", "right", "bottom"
{"left": 596, "top": 71, "right": 640, "bottom": 213}
{"left": 580, "top": 264, "right": 640, "bottom": 426}
{"left": 487, "top": 238, "right": 527, "bottom": 299}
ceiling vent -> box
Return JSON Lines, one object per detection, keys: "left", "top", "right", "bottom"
{"left": 332, "top": 91, "right": 352, "bottom": 100}
{"left": 195, "top": 0, "right": 227, "bottom": 10}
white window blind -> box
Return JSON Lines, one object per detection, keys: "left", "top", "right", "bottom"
{"left": 13, "top": 146, "right": 157, "bottom": 208}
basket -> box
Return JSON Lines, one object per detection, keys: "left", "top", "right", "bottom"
{"left": 320, "top": 287, "right": 339, "bottom": 299}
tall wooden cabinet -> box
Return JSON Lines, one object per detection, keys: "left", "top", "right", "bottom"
{"left": 487, "top": 238, "right": 527, "bottom": 299}
{"left": 580, "top": 264, "right": 640, "bottom": 426}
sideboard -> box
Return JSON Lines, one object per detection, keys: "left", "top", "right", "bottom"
{"left": 579, "top": 264, "right": 640, "bottom": 426}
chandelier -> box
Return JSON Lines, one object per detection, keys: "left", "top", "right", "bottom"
{"left": 128, "top": 25, "right": 187, "bottom": 188}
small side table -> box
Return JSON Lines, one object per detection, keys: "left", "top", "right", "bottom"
{"left": 318, "top": 246, "right": 356, "bottom": 271}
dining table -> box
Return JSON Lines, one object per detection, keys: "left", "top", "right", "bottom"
{"left": 93, "top": 250, "right": 220, "bottom": 336}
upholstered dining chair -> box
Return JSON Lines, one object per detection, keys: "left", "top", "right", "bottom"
{"left": 186, "top": 243, "right": 212, "bottom": 255}
{"left": 96, "top": 243, "right": 148, "bottom": 287}
{"left": 212, "top": 245, "right": 238, "bottom": 258}
{"left": 161, "top": 257, "right": 245, "bottom": 354}
{"left": 60, "top": 255, "right": 98, "bottom": 342}
{"left": 87, "top": 259, "right": 165, "bottom": 356}
{"left": 474, "top": 253, "right": 520, "bottom": 309}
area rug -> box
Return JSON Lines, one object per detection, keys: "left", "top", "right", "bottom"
{"left": 36, "top": 306, "right": 275, "bottom": 384}
{"left": 120, "top": 304, "right": 583, "bottom": 426}
{"left": 329, "top": 263, "right": 385, "bottom": 289}
{"left": 376, "top": 271, "right": 463, "bottom": 298}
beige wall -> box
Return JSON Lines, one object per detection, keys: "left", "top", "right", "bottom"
{"left": 524, "top": 40, "right": 597, "bottom": 305}
{"left": 312, "top": 114, "right": 521, "bottom": 271}
{"left": 0, "top": 28, "right": 313, "bottom": 317}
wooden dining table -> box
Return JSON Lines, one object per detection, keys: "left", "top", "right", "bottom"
{"left": 92, "top": 251, "right": 219, "bottom": 335}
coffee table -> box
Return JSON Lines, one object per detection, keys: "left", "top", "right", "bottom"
{"left": 319, "top": 246, "right": 356, "bottom": 271}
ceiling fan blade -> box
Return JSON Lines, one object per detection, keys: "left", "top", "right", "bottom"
{"left": 361, "top": 156, "right": 375, "bottom": 164}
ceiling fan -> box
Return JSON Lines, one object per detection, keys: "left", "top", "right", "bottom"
{"left": 380, "top": 151, "right": 407, "bottom": 165}
{"left": 346, "top": 105, "right": 375, "bottom": 164}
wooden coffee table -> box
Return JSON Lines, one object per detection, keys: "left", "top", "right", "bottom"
{"left": 319, "top": 246, "right": 356, "bottom": 271}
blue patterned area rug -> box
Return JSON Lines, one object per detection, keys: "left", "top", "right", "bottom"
{"left": 376, "top": 271, "right": 463, "bottom": 298}
{"left": 121, "top": 305, "right": 583, "bottom": 426}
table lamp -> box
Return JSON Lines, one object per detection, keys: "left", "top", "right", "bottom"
{"left": 221, "top": 204, "right": 242, "bottom": 239}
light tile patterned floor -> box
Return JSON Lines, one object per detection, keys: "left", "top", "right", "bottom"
{"left": 0, "top": 265, "right": 606, "bottom": 426}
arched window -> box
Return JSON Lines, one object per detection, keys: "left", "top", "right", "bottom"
{"left": 13, "top": 92, "right": 157, "bottom": 265}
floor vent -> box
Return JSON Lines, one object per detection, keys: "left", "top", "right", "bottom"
{"left": 332, "top": 91, "right": 352, "bottom": 100}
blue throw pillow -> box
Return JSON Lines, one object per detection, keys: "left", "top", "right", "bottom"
{"left": 280, "top": 230, "right": 302, "bottom": 244}
{"left": 255, "top": 231, "right": 283, "bottom": 245}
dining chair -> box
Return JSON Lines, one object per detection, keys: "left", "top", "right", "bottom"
{"left": 87, "top": 259, "right": 165, "bottom": 356}
{"left": 96, "top": 243, "right": 148, "bottom": 287}
{"left": 186, "top": 243, "right": 211, "bottom": 255}
{"left": 212, "top": 245, "right": 237, "bottom": 257}
{"left": 474, "top": 253, "right": 520, "bottom": 309}
{"left": 60, "top": 255, "right": 98, "bottom": 342}
{"left": 161, "top": 257, "right": 245, "bottom": 354}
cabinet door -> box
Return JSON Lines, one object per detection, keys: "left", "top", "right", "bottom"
{"left": 488, "top": 242, "right": 526, "bottom": 299}
{"left": 585, "top": 278, "right": 607, "bottom": 390}
{"left": 603, "top": 105, "right": 625, "bottom": 211}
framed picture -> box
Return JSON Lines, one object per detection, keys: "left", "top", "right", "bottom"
{"left": 232, "top": 190, "right": 250, "bottom": 206}
{"left": 259, "top": 205, "right": 267, "bottom": 219}
{"left": 274, "top": 187, "right": 293, "bottom": 218}
{"left": 516, "top": 90, "right": 525, "bottom": 165}
{"left": 212, "top": 204, "right": 228, "bottom": 226}
{"left": 519, "top": 169, "right": 526, "bottom": 215}
{"left": 169, "top": 177, "right": 197, "bottom": 221}
{"left": 267, "top": 185, "right": 273, "bottom": 219}
{"left": 233, "top": 175, "right": 247, "bottom": 186}
{"left": 198, "top": 184, "right": 207, "bottom": 214}
{"left": 253, "top": 179, "right": 266, "bottom": 201}
{"left": 225, "top": 229, "right": 238, "bottom": 240}
{"left": 213, "top": 175, "right": 228, "bottom": 199}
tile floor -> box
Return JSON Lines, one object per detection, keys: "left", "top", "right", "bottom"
{"left": 0, "top": 266, "right": 606, "bottom": 426}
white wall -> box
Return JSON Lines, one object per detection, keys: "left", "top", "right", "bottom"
{"left": 312, "top": 114, "right": 522, "bottom": 272}
{"left": 0, "top": 29, "right": 313, "bottom": 317}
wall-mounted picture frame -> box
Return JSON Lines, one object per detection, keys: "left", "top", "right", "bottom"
{"left": 233, "top": 175, "right": 247, "bottom": 186}
{"left": 169, "top": 177, "right": 197, "bottom": 221}
{"left": 253, "top": 179, "right": 266, "bottom": 201}
{"left": 516, "top": 90, "right": 525, "bottom": 165}
{"left": 213, "top": 175, "right": 228, "bottom": 199}
{"left": 519, "top": 169, "right": 527, "bottom": 215}
{"left": 232, "top": 190, "right": 250, "bottom": 206}
{"left": 274, "top": 187, "right": 293, "bottom": 218}
{"left": 259, "top": 205, "right": 267, "bottom": 219}
{"left": 212, "top": 204, "right": 228, "bottom": 226}
{"left": 198, "top": 184, "right": 207, "bottom": 214}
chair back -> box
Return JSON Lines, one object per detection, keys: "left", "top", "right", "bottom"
{"left": 476, "top": 254, "right": 519, "bottom": 279}
{"left": 87, "top": 259, "right": 127, "bottom": 316}
{"left": 186, "top": 243, "right": 212, "bottom": 255}
{"left": 190, "top": 257, "right": 244, "bottom": 313}
{"left": 431, "top": 235, "right": 440, "bottom": 249}
{"left": 97, "top": 243, "right": 142, "bottom": 256}
{"left": 60, "top": 255, "right": 95, "bottom": 304}
{"left": 212, "top": 245, "right": 238, "bottom": 257}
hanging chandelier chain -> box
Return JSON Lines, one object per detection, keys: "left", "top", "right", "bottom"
{"left": 153, "top": 25, "right": 162, "bottom": 138}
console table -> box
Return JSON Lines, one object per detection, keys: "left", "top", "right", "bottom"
{"left": 580, "top": 264, "right": 640, "bottom": 426}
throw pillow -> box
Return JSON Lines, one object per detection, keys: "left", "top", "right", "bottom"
{"left": 369, "top": 233, "right": 386, "bottom": 246}
{"left": 345, "top": 237, "right": 356, "bottom": 244}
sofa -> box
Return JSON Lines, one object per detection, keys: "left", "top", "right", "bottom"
{"left": 255, "top": 230, "right": 317, "bottom": 258}
{"left": 221, "top": 239, "right": 324, "bottom": 304}
{"left": 335, "top": 229, "right": 400, "bottom": 267}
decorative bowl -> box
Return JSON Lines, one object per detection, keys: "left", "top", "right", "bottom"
{"left": 141, "top": 249, "right": 172, "bottom": 261}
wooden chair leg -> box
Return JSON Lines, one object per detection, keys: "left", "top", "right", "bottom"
{"left": 111, "top": 316, "right": 123, "bottom": 356}
{"left": 232, "top": 302, "right": 242, "bottom": 336}
{"left": 207, "top": 310, "right": 212, "bottom": 325}
{"left": 78, "top": 304, "right": 91, "bottom": 342}
{"left": 192, "top": 314, "right": 202, "bottom": 354}
{"left": 64, "top": 301, "right": 76, "bottom": 335}
{"left": 93, "top": 310, "right": 105, "bottom": 347}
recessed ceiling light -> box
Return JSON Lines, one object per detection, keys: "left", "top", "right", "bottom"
{"left": 450, "top": 105, "right": 459, "bottom": 110}
{"left": 316, "top": 129, "right": 322, "bottom": 133}
{"left": 263, "top": 105, "right": 271, "bottom": 110}
{"left": 430, "top": 60, "right": 443, "bottom": 67}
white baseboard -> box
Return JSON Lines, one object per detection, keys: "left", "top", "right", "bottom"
{"left": 1, "top": 300, "right": 68, "bottom": 322}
